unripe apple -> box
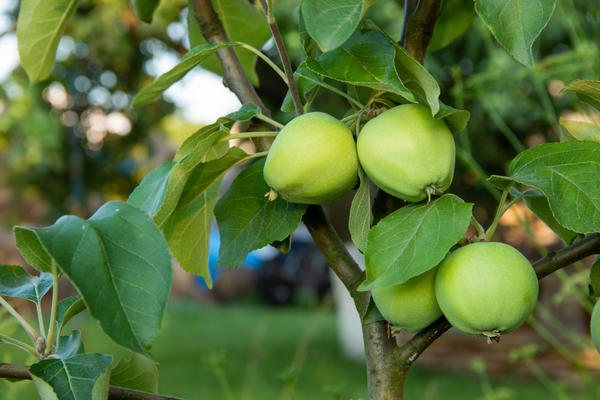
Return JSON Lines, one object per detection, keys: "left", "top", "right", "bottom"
{"left": 371, "top": 267, "right": 442, "bottom": 332}
{"left": 357, "top": 104, "right": 455, "bottom": 202}
{"left": 591, "top": 301, "right": 600, "bottom": 354}
{"left": 263, "top": 112, "right": 358, "bottom": 204}
{"left": 434, "top": 242, "right": 539, "bottom": 339}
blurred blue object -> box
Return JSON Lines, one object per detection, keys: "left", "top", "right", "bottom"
{"left": 196, "top": 229, "right": 276, "bottom": 288}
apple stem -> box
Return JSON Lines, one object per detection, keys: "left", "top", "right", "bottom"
{"left": 264, "top": 190, "right": 278, "bottom": 201}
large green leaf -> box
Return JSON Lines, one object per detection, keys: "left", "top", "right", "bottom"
{"left": 14, "top": 202, "right": 172, "bottom": 354}
{"left": 130, "top": 0, "right": 161, "bottom": 23}
{"left": 110, "top": 353, "right": 159, "bottom": 394}
{"left": 306, "top": 29, "right": 415, "bottom": 102}
{"left": 215, "top": 159, "right": 307, "bottom": 268}
{"left": 494, "top": 141, "right": 600, "bottom": 233}
{"left": 301, "top": 0, "right": 363, "bottom": 52}
{"left": 475, "top": 0, "right": 557, "bottom": 67}
{"left": 360, "top": 194, "right": 472, "bottom": 290}
{"left": 132, "top": 42, "right": 239, "bottom": 107}
{"left": 348, "top": 168, "right": 372, "bottom": 252}
{"left": 0, "top": 265, "right": 52, "bottom": 304}
{"left": 562, "top": 80, "right": 600, "bottom": 110}
{"left": 16, "top": 0, "right": 80, "bottom": 83}
{"left": 522, "top": 189, "right": 579, "bottom": 245}
{"left": 429, "top": 0, "right": 476, "bottom": 51}
{"left": 187, "top": 0, "right": 270, "bottom": 85}
{"left": 29, "top": 354, "right": 112, "bottom": 400}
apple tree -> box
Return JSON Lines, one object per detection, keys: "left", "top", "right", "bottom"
{"left": 1, "top": 0, "right": 600, "bottom": 399}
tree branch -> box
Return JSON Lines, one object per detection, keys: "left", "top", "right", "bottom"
{"left": 0, "top": 363, "right": 183, "bottom": 400}
{"left": 398, "top": 233, "right": 600, "bottom": 365}
{"left": 399, "top": 0, "right": 443, "bottom": 64}
{"left": 257, "top": 0, "right": 304, "bottom": 115}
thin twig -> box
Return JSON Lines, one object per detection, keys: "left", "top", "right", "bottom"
{"left": 0, "top": 363, "right": 184, "bottom": 400}
{"left": 0, "top": 297, "right": 38, "bottom": 341}
{"left": 258, "top": 0, "right": 304, "bottom": 115}
{"left": 44, "top": 260, "right": 60, "bottom": 355}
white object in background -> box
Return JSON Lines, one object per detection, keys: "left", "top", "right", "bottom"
{"left": 329, "top": 243, "right": 366, "bottom": 361}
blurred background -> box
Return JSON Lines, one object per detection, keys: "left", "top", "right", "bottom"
{"left": 1, "top": 0, "right": 600, "bottom": 399}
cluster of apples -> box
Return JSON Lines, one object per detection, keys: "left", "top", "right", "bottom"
{"left": 262, "top": 105, "right": 538, "bottom": 339}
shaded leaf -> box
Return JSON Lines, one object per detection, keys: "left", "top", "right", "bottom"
{"left": 55, "top": 330, "right": 84, "bottom": 359}
{"left": 187, "top": 0, "right": 270, "bottom": 85}
{"left": 16, "top": 0, "right": 80, "bottom": 83}
{"left": 215, "top": 159, "right": 307, "bottom": 268}
{"left": 522, "top": 189, "right": 579, "bottom": 245}
{"left": 0, "top": 265, "right": 52, "bottom": 304}
{"left": 360, "top": 194, "right": 472, "bottom": 290}
{"left": 110, "top": 353, "right": 159, "bottom": 394}
{"left": 14, "top": 202, "right": 172, "bottom": 354}
{"left": 55, "top": 296, "right": 86, "bottom": 339}
{"left": 130, "top": 0, "right": 160, "bottom": 22}
{"left": 429, "top": 0, "right": 476, "bottom": 51}
{"left": 436, "top": 102, "right": 470, "bottom": 134}
{"left": 301, "top": 0, "right": 363, "bottom": 52}
{"left": 475, "top": 0, "right": 557, "bottom": 67}
{"left": 29, "top": 353, "right": 112, "bottom": 400}
{"left": 349, "top": 168, "right": 372, "bottom": 252}
{"left": 562, "top": 80, "right": 600, "bottom": 110}
{"left": 306, "top": 29, "right": 415, "bottom": 102}
{"left": 281, "top": 66, "right": 321, "bottom": 112}
{"left": 590, "top": 257, "right": 600, "bottom": 298}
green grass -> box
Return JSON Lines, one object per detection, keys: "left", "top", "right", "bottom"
{"left": 1, "top": 301, "right": 597, "bottom": 399}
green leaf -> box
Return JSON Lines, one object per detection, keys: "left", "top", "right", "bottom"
{"left": 132, "top": 42, "right": 239, "bottom": 107}
{"left": 281, "top": 65, "right": 321, "bottom": 112}
{"left": 127, "top": 162, "right": 175, "bottom": 217}
{"left": 306, "top": 29, "right": 415, "bottom": 102}
{"left": 348, "top": 168, "right": 372, "bottom": 252}
{"left": 16, "top": 0, "right": 80, "bottom": 83}
{"left": 362, "top": 297, "right": 385, "bottom": 324}
{"left": 562, "top": 80, "right": 600, "bottom": 110}
{"left": 55, "top": 296, "right": 86, "bottom": 339}
{"left": 301, "top": 0, "right": 363, "bottom": 52}
{"left": 56, "top": 330, "right": 84, "bottom": 359}
{"left": 590, "top": 256, "right": 600, "bottom": 298}
{"left": 14, "top": 202, "right": 172, "bottom": 354}
{"left": 153, "top": 129, "right": 228, "bottom": 226}
{"left": 436, "top": 102, "right": 470, "bottom": 134}
{"left": 271, "top": 235, "right": 292, "bottom": 254}
{"left": 29, "top": 353, "right": 112, "bottom": 400}
{"left": 187, "top": 0, "right": 270, "bottom": 86}
{"left": 522, "top": 189, "right": 579, "bottom": 245}
{"left": 163, "top": 180, "right": 221, "bottom": 288}
{"left": 500, "top": 141, "right": 600, "bottom": 233}
{"left": 130, "top": 0, "right": 160, "bottom": 22}
{"left": 0, "top": 265, "right": 52, "bottom": 304}
{"left": 215, "top": 159, "right": 307, "bottom": 268}
{"left": 365, "top": 21, "right": 440, "bottom": 114}
{"left": 360, "top": 194, "right": 472, "bottom": 290}
{"left": 110, "top": 353, "right": 159, "bottom": 394}
{"left": 475, "top": 0, "right": 557, "bottom": 67}
{"left": 560, "top": 118, "right": 600, "bottom": 143}
{"left": 429, "top": 0, "right": 476, "bottom": 51}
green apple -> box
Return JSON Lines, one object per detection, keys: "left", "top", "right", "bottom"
{"left": 591, "top": 301, "right": 600, "bottom": 354}
{"left": 263, "top": 112, "right": 358, "bottom": 204}
{"left": 357, "top": 104, "right": 455, "bottom": 202}
{"left": 371, "top": 267, "right": 442, "bottom": 333}
{"left": 435, "top": 242, "right": 539, "bottom": 339}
